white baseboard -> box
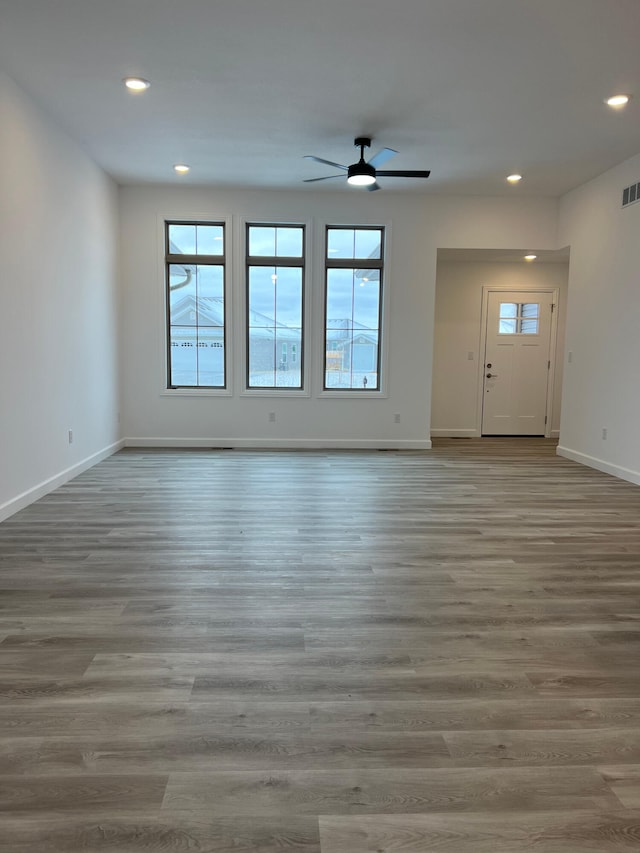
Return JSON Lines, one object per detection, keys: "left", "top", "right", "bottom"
{"left": 430, "top": 429, "right": 478, "bottom": 438}
{"left": 431, "top": 428, "right": 560, "bottom": 439}
{"left": 0, "top": 439, "right": 125, "bottom": 523}
{"left": 556, "top": 445, "right": 640, "bottom": 487}
{"left": 125, "top": 437, "right": 432, "bottom": 450}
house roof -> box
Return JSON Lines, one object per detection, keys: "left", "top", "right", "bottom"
{"left": 1, "top": 0, "right": 639, "bottom": 196}
{"left": 171, "top": 293, "right": 301, "bottom": 341}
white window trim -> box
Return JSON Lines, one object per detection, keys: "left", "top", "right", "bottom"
{"left": 315, "top": 219, "right": 392, "bottom": 399}
{"left": 238, "top": 215, "right": 312, "bottom": 398}
{"left": 158, "top": 212, "right": 233, "bottom": 397}
{"left": 156, "top": 214, "right": 393, "bottom": 400}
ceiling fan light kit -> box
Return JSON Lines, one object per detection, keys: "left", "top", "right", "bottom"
{"left": 304, "top": 136, "right": 430, "bottom": 191}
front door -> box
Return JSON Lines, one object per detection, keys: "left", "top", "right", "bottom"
{"left": 482, "top": 290, "right": 554, "bottom": 435}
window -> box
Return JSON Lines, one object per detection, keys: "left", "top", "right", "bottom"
{"left": 324, "top": 226, "right": 384, "bottom": 390}
{"left": 499, "top": 302, "right": 540, "bottom": 335}
{"left": 165, "top": 221, "right": 226, "bottom": 388}
{"left": 246, "top": 224, "right": 305, "bottom": 389}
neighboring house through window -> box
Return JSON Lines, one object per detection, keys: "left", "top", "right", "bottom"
{"left": 324, "top": 226, "right": 384, "bottom": 391}
{"left": 165, "top": 221, "right": 226, "bottom": 388}
{"left": 246, "top": 224, "right": 305, "bottom": 389}
{"left": 165, "top": 220, "right": 385, "bottom": 394}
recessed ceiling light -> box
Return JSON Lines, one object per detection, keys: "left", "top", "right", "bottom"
{"left": 606, "top": 94, "right": 630, "bottom": 108}
{"left": 173, "top": 164, "right": 190, "bottom": 174}
{"left": 123, "top": 77, "right": 150, "bottom": 92}
{"left": 524, "top": 254, "right": 537, "bottom": 261}
{"left": 507, "top": 174, "right": 523, "bottom": 184}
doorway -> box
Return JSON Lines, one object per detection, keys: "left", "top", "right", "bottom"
{"left": 480, "top": 288, "right": 558, "bottom": 436}
{"left": 430, "top": 249, "right": 569, "bottom": 440}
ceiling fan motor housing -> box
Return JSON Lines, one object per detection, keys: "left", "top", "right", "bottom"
{"left": 347, "top": 160, "right": 376, "bottom": 183}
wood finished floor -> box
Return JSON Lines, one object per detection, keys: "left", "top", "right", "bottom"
{"left": 1, "top": 438, "right": 640, "bottom": 851}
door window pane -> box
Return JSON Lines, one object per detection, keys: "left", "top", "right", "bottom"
{"left": 520, "top": 303, "right": 539, "bottom": 333}
{"left": 499, "top": 318, "right": 517, "bottom": 334}
{"left": 498, "top": 302, "right": 540, "bottom": 334}
{"left": 499, "top": 302, "right": 518, "bottom": 318}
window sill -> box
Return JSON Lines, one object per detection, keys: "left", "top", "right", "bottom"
{"left": 318, "top": 389, "right": 388, "bottom": 399}
{"left": 239, "top": 388, "right": 311, "bottom": 398}
{"left": 161, "top": 388, "right": 233, "bottom": 397}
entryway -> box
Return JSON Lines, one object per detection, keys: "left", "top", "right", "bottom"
{"left": 430, "top": 248, "right": 569, "bottom": 440}
{"left": 481, "top": 289, "right": 558, "bottom": 436}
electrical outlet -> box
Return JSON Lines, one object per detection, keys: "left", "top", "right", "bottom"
{"left": 602, "top": 428, "right": 607, "bottom": 440}
{"left": 394, "top": 413, "right": 401, "bottom": 423}
{"left": 268, "top": 412, "right": 276, "bottom": 423}
{"left": 68, "top": 429, "right": 73, "bottom": 444}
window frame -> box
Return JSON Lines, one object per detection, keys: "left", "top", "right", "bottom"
{"left": 498, "top": 300, "right": 541, "bottom": 336}
{"left": 164, "top": 218, "right": 230, "bottom": 393}
{"left": 322, "top": 224, "right": 386, "bottom": 394}
{"left": 243, "top": 221, "right": 309, "bottom": 395}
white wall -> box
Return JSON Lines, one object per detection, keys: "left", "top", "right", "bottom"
{"left": 557, "top": 151, "right": 640, "bottom": 485}
{"left": 432, "top": 260, "right": 568, "bottom": 436}
{"left": 0, "top": 71, "right": 121, "bottom": 520}
{"left": 119, "top": 186, "right": 558, "bottom": 448}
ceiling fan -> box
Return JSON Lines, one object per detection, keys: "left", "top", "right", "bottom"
{"left": 303, "top": 137, "right": 430, "bottom": 191}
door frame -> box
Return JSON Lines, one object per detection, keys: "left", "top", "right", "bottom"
{"left": 476, "top": 285, "right": 560, "bottom": 438}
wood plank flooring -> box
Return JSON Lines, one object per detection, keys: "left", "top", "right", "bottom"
{"left": 1, "top": 437, "right": 640, "bottom": 851}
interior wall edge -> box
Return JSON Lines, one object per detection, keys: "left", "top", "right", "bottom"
{"left": 0, "top": 439, "right": 125, "bottom": 523}
{"left": 556, "top": 445, "right": 640, "bottom": 487}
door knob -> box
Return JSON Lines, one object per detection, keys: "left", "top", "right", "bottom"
{"left": 486, "top": 372, "right": 497, "bottom": 378}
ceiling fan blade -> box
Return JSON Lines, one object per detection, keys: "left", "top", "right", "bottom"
{"left": 368, "top": 147, "right": 398, "bottom": 169}
{"left": 366, "top": 182, "right": 381, "bottom": 192}
{"left": 303, "top": 155, "right": 348, "bottom": 171}
{"left": 303, "top": 174, "right": 344, "bottom": 183}
{"left": 375, "top": 170, "right": 431, "bottom": 179}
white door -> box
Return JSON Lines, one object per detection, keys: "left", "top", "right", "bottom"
{"left": 482, "top": 291, "right": 554, "bottom": 435}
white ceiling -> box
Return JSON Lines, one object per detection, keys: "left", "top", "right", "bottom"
{"left": 1, "top": 0, "right": 639, "bottom": 195}
{"left": 438, "top": 248, "right": 570, "bottom": 264}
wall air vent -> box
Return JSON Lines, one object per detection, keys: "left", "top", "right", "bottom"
{"left": 622, "top": 181, "right": 640, "bottom": 207}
